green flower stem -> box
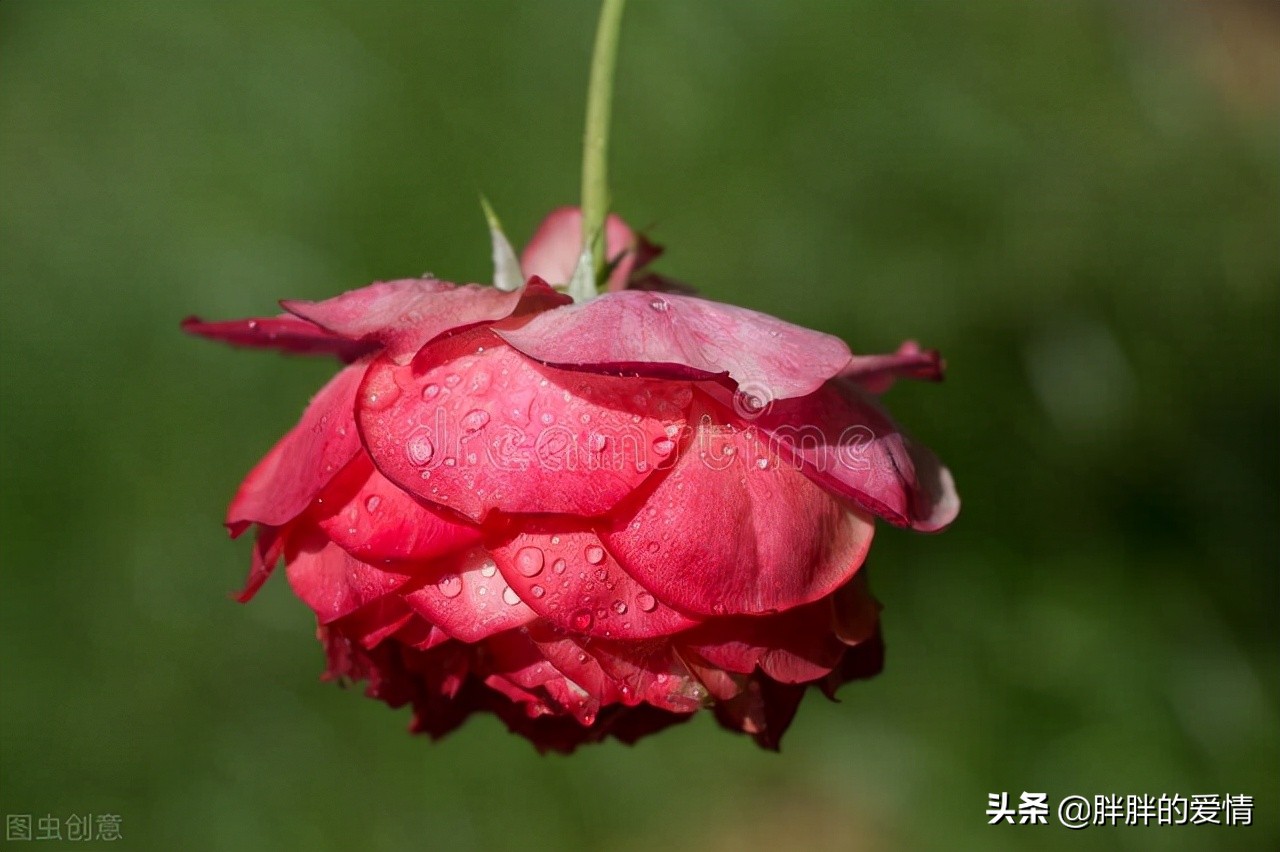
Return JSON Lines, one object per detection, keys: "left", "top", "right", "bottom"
{"left": 580, "top": 0, "right": 626, "bottom": 287}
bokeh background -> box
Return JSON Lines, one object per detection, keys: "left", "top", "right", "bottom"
{"left": 2, "top": 1, "right": 1276, "bottom": 850}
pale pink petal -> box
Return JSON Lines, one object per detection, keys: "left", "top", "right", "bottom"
{"left": 181, "top": 314, "right": 375, "bottom": 362}
{"left": 495, "top": 290, "right": 852, "bottom": 402}
{"left": 226, "top": 361, "right": 366, "bottom": 533}
{"left": 357, "top": 330, "right": 691, "bottom": 522}
{"left": 840, "top": 340, "right": 943, "bottom": 394}
{"left": 284, "top": 532, "right": 414, "bottom": 624}
{"left": 283, "top": 278, "right": 570, "bottom": 363}
{"left": 488, "top": 521, "right": 700, "bottom": 640}
{"left": 312, "top": 454, "right": 480, "bottom": 563}
{"left": 755, "top": 377, "right": 959, "bottom": 532}
{"left": 520, "top": 206, "right": 638, "bottom": 291}
{"left": 604, "top": 394, "right": 876, "bottom": 616}
{"left": 401, "top": 546, "right": 536, "bottom": 642}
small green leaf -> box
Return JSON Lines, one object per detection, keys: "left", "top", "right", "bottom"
{"left": 481, "top": 196, "right": 523, "bottom": 292}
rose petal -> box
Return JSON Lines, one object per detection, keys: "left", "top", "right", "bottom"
{"left": 680, "top": 598, "right": 847, "bottom": 684}
{"left": 520, "top": 206, "right": 638, "bottom": 291}
{"left": 840, "top": 340, "right": 943, "bottom": 394}
{"left": 283, "top": 278, "right": 570, "bottom": 363}
{"left": 495, "top": 290, "right": 852, "bottom": 402}
{"left": 604, "top": 394, "right": 876, "bottom": 616}
{"left": 181, "top": 314, "right": 375, "bottom": 362}
{"left": 487, "top": 521, "right": 701, "bottom": 640}
{"left": 312, "top": 454, "right": 481, "bottom": 563}
{"left": 227, "top": 362, "right": 366, "bottom": 533}
{"left": 357, "top": 330, "right": 691, "bottom": 522}
{"left": 755, "top": 377, "right": 959, "bottom": 532}
{"left": 284, "top": 531, "right": 414, "bottom": 624}
{"left": 712, "top": 676, "right": 806, "bottom": 751}
{"left": 234, "top": 524, "right": 284, "bottom": 603}
{"left": 400, "top": 546, "right": 536, "bottom": 642}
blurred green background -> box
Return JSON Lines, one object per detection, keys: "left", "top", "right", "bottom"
{"left": 2, "top": 1, "right": 1276, "bottom": 850}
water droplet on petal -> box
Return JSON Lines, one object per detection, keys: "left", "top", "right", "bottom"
{"left": 514, "top": 546, "right": 545, "bottom": 577}
{"left": 612, "top": 600, "right": 628, "bottom": 615}
{"left": 438, "top": 574, "right": 462, "bottom": 598}
{"left": 444, "top": 374, "right": 461, "bottom": 388}
{"left": 502, "top": 586, "right": 521, "bottom": 606}
{"left": 637, "top": 592, "right": 657, "bottom": 612}
{"left": 645, "top": 541, "right": 660, "bottom": 554}
{"left": 756, "top": 457, "right": 770, "bottom": 470}
{"left": 461, "top": 409, "right": 490, "bottom": 432}
{"left": 540, "top": 412, "right": 555, "bottom": 425}
{"left": 422, "top": 384, "right": 440, "bottom": 400}
{"left": 571, "top": 609, "right": 594, "bottom": 631}
{"left": 530, "top": 584, "right": 545, "bottom": 598}
{"left": 364, "top": 495, "right": 381, "bottom": 513}
{"left": 552, "top": 558, "right": 567, "bottom": 574}
{"left": 406, "top": 431, "right": 435, "bottom": 465}
{"left": 585, "top": 545, "right": 605, "bottom": 564}
{"left": 650, "top": 298, "right": 669, "bottom": 312}
{"left": 652, "top": 438, "right": 675, "bottom": 455}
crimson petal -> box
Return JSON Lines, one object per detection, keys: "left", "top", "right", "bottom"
{"left": 604, "top": 395, "right": 875, "bottom": 616}
{"left": 226, "top": 361, "right": 366, "bottom": 533}
{"left": 755, "top": 378, "right": 959, "bottom": 532}
{"left": 283, "top": 278, "right": 569, "bottom": 364}
{"left": 181, "top": 314, "right": 375, "bottom": 362}
{"left": 357, "top": 330, "right": 691, "bottom": 522}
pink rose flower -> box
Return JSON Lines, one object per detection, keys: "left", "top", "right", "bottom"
{"left": 184, "top": 207, "right": 958, "bottom": 751}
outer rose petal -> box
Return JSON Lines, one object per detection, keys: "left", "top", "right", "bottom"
{"left": 756, "top": 377, "right": 959, "bottom": 532}
{"left": 235, "top": 524, "right": 284, "bottom": 603}
{"left": 680, "top": 596, "right": 849, "bottom": 684}
{"left": 227, "top": 361, "right": 366, "bottom": 533}
{"left": 712, "top": 675, "right": 806, "bottom": 751}
{"left": 401, "top": 546, "right": 537, "bottom": 642}
{"left": 357, "top": 329, "right": 691, "bottom": 522}
{"left": 181, "top": 314, "right": 375, "bottom": 362}
{"left": 841, "top": 341, "right": 943, "bottom": 394}
{"left": 495, "top": 290, "right": 852, "bottom": 402}
{"left": 312, "top": 454, "right": 480, "bottom": 563}
{"left": 604, "top": 395, "right": 876, "bottom": 616}
{"left": 283, "top": 278, "right": 570, "bottom": 363}
{"left": 487, "top": 521, "right": 700, "bottom": 640}
{"left": 520, "top": 206, "right": 639, "bottom": 291}
{"left": 284, "top": 531, "right": 414, "bottom": 624}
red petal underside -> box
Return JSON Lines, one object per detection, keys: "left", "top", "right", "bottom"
{"left": 486, "top": 520, "right": 700, "bottom": 640}
{"left": 495, "top": 290, "right": 852, "bottom": 403}
{"left": 234, "top": 524, "right": 284, "bottom": 603}
{"left": 181, "top": 314, "right": 376, "bottom": 362}
{"left": 283, "top": 530, "right": 414, "bottom": 624}
{"left": 357, "top": 329, "right": 692, "bottom": 522}
{"left": 679, "top": 595, "right": 850, "bottom": 684}
{"left": 282, "top": 278, "right": 570, "bottom": 364}
{"left": 400, "top": 546, "right": 537, "bottom": 642}
{"left": 603, "top": 394, "right": 875, "bottom": 616}
{"left": 841, "top": 340, "right": 943, "bottom": 394}
{"left": 312, "top": 453, "right": 481, "bottom": 563}
{"left": 756, "top": 377, "right": 959, "bottom": 532}
{"left": 226, "top": 361, "right": 366, "bottom": 533}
